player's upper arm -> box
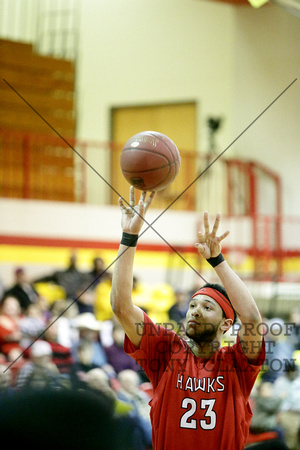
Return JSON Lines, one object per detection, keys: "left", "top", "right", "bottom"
{"left": 112, "top": 302, "right": 145, "bottom": 348}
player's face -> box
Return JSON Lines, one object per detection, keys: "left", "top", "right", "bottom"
{"left": 185, "top": 295, "right": 224, "bottom": 343}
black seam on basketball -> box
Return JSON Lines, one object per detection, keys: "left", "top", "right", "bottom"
{"left": 145, "top": 161, "right": 172, "bottom": 189}
{"left": 122, "top": 159, "right": 177, "bottom": 174}
{"left": 121, "top": 147, "right": 171, "bottom": 164}
{"left": 125, "top": 156, "right": 180, "bottom": 190}
{"left": 148, "top": 132, "right": 176, "bottom": 163}
{"left": 122, "top": 148, "right": 180, "bottom": 167}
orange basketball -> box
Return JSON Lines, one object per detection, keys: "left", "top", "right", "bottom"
{"left": 120, "top": 131, "right": 181, "bottom": 191}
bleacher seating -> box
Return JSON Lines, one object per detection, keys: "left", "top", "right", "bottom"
{"left": 0, "top": 39, "right": 76, "bottom": 201}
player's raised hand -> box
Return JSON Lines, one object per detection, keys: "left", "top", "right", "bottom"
{"left": 118, "top": 186, "right": 156, "bottom": 235}
{"left": 195, "top": 211, "right": 230, "bottom": 259}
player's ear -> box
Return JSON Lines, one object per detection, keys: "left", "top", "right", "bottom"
{"left": 220, "top": 318, "right": 233, "bottom": 333}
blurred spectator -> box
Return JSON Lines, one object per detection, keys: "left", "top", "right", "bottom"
{"left": 290, "top": 307, "right": 300, "bottom": 351}
{"left": 105, "top": 323, "right": 139, "bottom": 374}
{"left": 273, "top": 360, "right": 298, "bottom": 399}
{"left": 76, "top": 287, "right": 95, "bottom": 315}
{"left": 85, "top": 367, "right": 137, "bottom": 415}
{"left": 117, "top": 369, "right": 152, "bottom": 449}
{"left": 16, "top": 340, "right": 62, "bottom": 390}
{"left": 49, "top": 299, "right": 79, "bottom": 348}
{"left": 262, "top": 318, "right": 295, "bottom": 383}
{"left": 0, "top": 296, "right": 23, "bottom": 358}
{"left": 100, "top": 317, "right": 115, "bottom": 348}
{"left": 84, "top": 256, "right": 111, "bottom": 289}
{"left": 274, "top": 362, "right": 300, "bottom": 450}
{"left": 19, "top": 303, "right": 46, "bottom": 348}
{"left": 0, "top": 364, "right": 14, "bottom": 397}
{"left": 70, "top": 340, "right": 102, "bottom": 389}
{"left": 5, "top": 347, "right": 25, "bottom": 386}
{"left": 86, "top": 367, "right": 117, "bottom": 404}
{"left": 118, "top": 370, "right": 152, "bottom": 423}
{"left": 168, "top": 288, "right": 189, "bottom": 324}
{"left": 34, "top": 251, "right": 85, "bottom": 300}
{"left": 35, "top": 295, "right": 52, "bottom": 322}
{"left": 72, "top": 313, "right": 111, "bottom": 372}
{"left": 250, "top": 381, "right": 284, "bottom": 441}
{"left": 43, "top": 318, "right": 73, "bottom": 376}
{"left": 5, "top": 267, "right": 39, "bottom": 312}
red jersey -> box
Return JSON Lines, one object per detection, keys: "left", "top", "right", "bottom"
{"left": 124, "top": 312, "right": 265, "bottom": 450}
{"left": 0, "top": 314, "right": 21, "bottom": 356}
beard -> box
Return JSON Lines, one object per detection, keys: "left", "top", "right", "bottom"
{"left": 186, "top": 320, "right": 221, "bottom": 344}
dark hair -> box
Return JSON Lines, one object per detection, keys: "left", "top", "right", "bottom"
{"left": 201, "top": 283, "right": 237, "bottom": 323}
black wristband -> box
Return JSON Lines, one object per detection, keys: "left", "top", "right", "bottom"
{"left": 121, "top": 232, "right": 139, "bottom": 247}
{"left": 206, "top": 253, "right": 225, "bottom": 268}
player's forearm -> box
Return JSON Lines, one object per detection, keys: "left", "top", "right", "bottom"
{"left": 214, "top": 260, "right": 261, "bottom": 324}
{"left": 110, "top": 244, "right": 136, "bottom": 316}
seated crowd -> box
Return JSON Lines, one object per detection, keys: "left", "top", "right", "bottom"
{"left": 0, "top": 257, "right": 299, "bottom": 449}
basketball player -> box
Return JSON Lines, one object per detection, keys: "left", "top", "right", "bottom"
{"left": 111, "top": 187, "right": 265, "bottom": 450}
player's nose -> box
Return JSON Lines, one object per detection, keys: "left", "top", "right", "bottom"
{"left": 191, "top": 307, "right": 201, "bottom": 317}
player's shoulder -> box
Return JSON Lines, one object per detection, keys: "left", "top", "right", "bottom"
{"left": 142, "top": 313, "right": 182, "bottom": 339}
{"left": 217, "top": 340, "right": 240, "bottom": 360}
{"left": 219, "top": 337, "right": 265, "bottom": 368}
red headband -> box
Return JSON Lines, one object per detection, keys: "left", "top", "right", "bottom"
{"left": 191, "top": 287, "right": 235, "bottom": 322}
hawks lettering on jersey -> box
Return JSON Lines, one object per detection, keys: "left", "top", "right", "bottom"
{"left": 176, "top": 373, "right": 225, "bottom": 393}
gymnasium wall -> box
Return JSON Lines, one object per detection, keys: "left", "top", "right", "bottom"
{"left": 231, "top": 5, "right": 300, "bottom": 216}
{"left": 75, "top": 0, "right": 236, "bottom": 204}
{"left": 1, "top": 1, "right": 299, "bottom": 212}
{"left": 74, "top": 1, "right": 300, "bottom": 212}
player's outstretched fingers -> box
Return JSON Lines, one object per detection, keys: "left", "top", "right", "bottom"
{"left": 218, "top": 230, "right": 230, "bottom": 242}
{"left": 144, "top": 191, "right": 156, "bottom": 212}
{"left": 129, "top": 186, "right": 135, "bottom": 208}
{"left": 137, "top": 192, "right": 146, "bottom": 215}
{"left": 139, "top": 190, "right": 147, "bottom": 206}
{"left": 195, "top": 242, "right": 205, "bottom": 255}
{"left": 197, "top": 231, "right": 206, "bottom": 244}
{"left": 119, "top": 196, "right": 126, "bottom": 210}
{"left": 203, "top": 211, "right": 210, "bottom": 235}
{"left": 211, "top": 212, "right": 221, "bottom": 237}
